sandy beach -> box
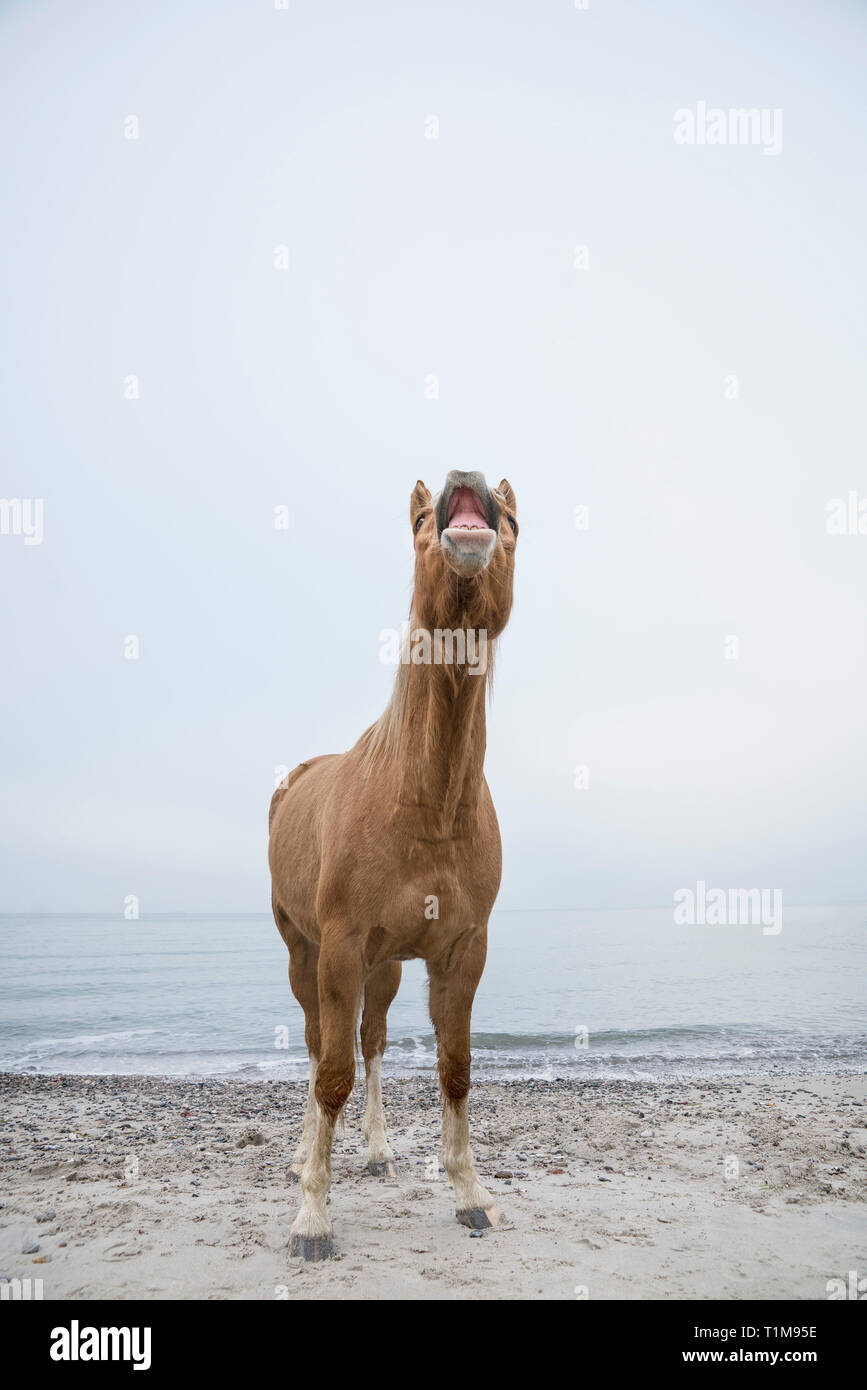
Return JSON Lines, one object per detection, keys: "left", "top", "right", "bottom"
{"left": 1, "top": 1071, "right": 865, "bottom": 1300}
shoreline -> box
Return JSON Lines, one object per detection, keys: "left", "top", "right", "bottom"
{"left": 2, "top": 1071, "right": 865, "bottom": 1299}
{"left": 5, "top": 1057, "right": 867, "bottom": 1085}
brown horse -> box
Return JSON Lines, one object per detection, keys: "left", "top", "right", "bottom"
{"left": 268, "top": 469, "right": 518, "bottom": 1259}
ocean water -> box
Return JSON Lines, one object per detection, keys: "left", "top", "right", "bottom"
{"left": 0, "top": 907, "right": 864, "bottom": 1081}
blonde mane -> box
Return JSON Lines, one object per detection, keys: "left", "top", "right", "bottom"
{"left": 360, "top": 613, "right": 496, "bottom": 770}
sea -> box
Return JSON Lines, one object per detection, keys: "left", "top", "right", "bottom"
{"left": 0, "top": 907, "right": 864, "bottom": 1082}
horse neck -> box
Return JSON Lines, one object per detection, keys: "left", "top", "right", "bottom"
{"left": 393, "top": 656, "right": 490, "bottom": 829}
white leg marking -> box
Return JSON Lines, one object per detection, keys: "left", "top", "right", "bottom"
{"left": 442, "top": 1096, "right": 499, "bottom": 1221}
{"left": 291, "top": 1053, "right": 318, "bottom": 1174}
{"left": 362, "top": 1053, "right": 394, "bottom": 1168}
{"left": 290, "top": 1102, "right": 334, "bottom": 1241}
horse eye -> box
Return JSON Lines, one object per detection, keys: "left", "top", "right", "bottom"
{"left": 415, "top": 513, "right": 426, "bottom": 532}
{"left": 507, "top": 515, "right": 517, "bottom": 534}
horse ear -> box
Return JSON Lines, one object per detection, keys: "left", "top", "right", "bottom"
{"left": 410, "top": 479, "right": 432, "bottom": 521}
{"left": 497, "top": 478, "right": 516, "bottom": 512}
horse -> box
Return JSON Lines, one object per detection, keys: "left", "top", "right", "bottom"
{"left": 268, "top": 469, "right": 518, "bottom": 1259}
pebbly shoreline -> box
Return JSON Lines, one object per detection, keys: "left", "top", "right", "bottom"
{"left": 1, "top": 1071, "right": 865, "bottom": 1299}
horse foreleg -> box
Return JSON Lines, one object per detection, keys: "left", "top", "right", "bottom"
{"left": 291, "top": 1053, "right": 319, "bottom": 1176}
{"left": 286, "top": 934, "right": 321, "bottom": 1177}
{"left": 428, "top": 936, "right": 501, "bottom": 1230}
{"left": 360, "top": 960, "right": 401, "bottom": 1175}
{"left": 289, "top": 935, "right": 362, "bottom": 1261}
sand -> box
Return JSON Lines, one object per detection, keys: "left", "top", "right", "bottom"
{"left": 1, "top": 1071, "right": 865, "bottom": 1300}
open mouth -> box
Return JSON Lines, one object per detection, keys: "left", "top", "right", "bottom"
{"left": 436, "top": 470, "right": 498, "bottom": 577}
{"left": 447, "top": 487, "right": 490, "bottom": 530}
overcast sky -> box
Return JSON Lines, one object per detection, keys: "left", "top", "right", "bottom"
{"left": 1, "top": 0, "right": 865, "bottom": 913}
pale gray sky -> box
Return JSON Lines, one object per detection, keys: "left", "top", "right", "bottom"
{"left": 1, "top": 0, "right": 865, "bottom": 912}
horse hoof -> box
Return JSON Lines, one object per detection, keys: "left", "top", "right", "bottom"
{"left": 366, "top": 1159, "right": 396, "bottom": 1177}
{"left": 289, "top": 1234, "right": 335, "bottom": 1261}
{"left": 457, "top": 1205, "right": 501, "bottom": 1230}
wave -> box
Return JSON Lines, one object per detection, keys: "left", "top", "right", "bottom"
{"left": 3, "top": 1022, "right": 866, "bottom": 1081}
